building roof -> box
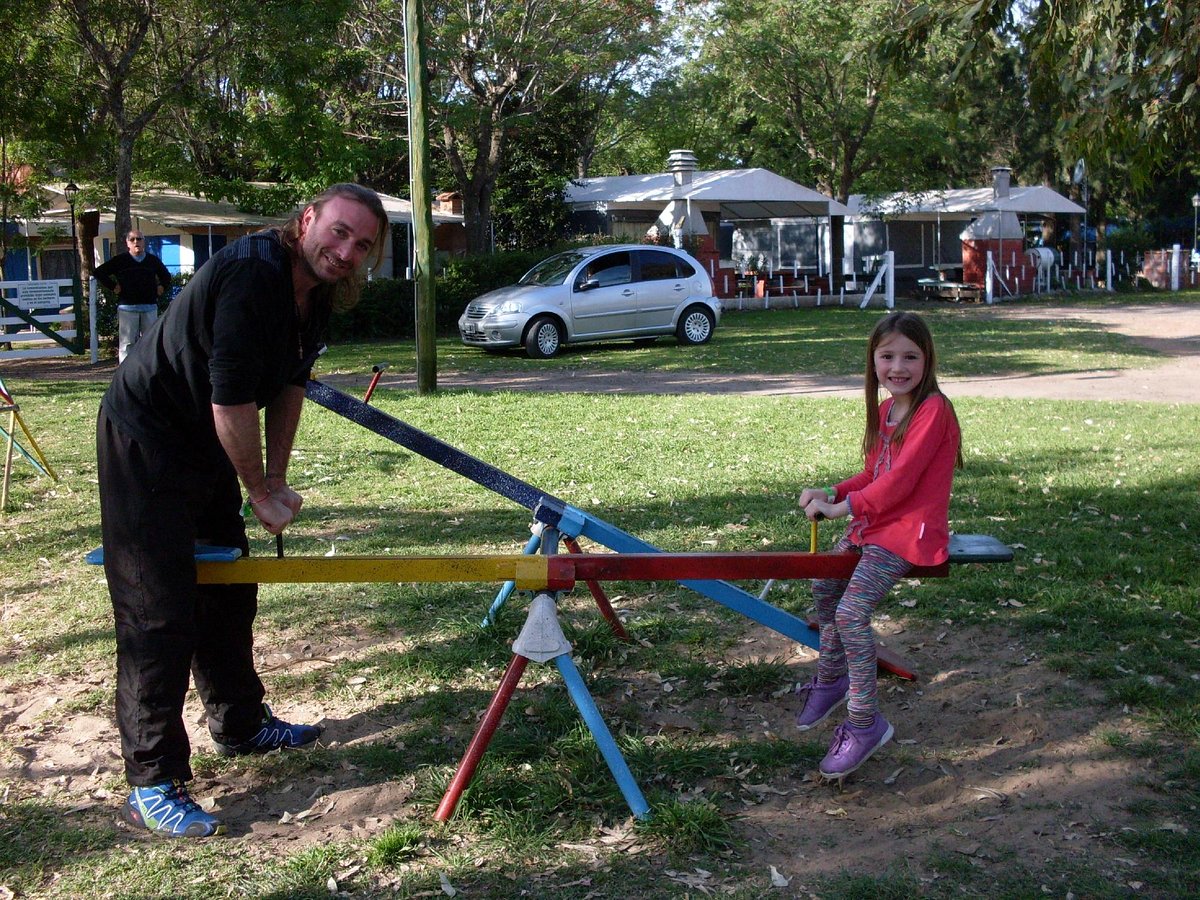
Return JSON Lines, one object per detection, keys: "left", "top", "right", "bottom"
{"left": 848, "top": 185, "right": 1084, "bottom": 220}
{"left": 568, "top": 168, "right": 851, "bottom": 219}
{"left": 38, "top": 184, "right": 463, "bottom": 230}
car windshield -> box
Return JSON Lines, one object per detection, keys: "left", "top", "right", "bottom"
{"left": 519, "top": 252, "right": 588, "bottom": 286}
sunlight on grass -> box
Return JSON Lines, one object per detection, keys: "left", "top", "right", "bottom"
{"left": 318, "top": 298, "right": 1182, "bottom": 379}
{"left": 1, "top": 298, "right": 1198, "bottom": 897}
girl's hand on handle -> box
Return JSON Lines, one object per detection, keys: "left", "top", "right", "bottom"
{"left": 805, "top": 498, "right": 850, "bottom": 521}
{"left": 798, "top": 487, "right": 828, "bottom": 508}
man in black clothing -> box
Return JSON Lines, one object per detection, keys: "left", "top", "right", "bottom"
{"left": 93, "top": 229, "right": 173, "bottom": 362}
{"left": 96, "top": 184, "right": 388, "bottom": 838}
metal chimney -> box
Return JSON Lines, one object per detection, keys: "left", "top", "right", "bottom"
{"left": 991, "top": 166, "right": 1012, "bottom": 199}
{"left": 668, "top": 149, "right": 697, "bottom": 188}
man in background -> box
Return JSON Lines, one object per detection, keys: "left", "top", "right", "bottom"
{"left": 93, "top": 229, "right": 172, "bottom": 362}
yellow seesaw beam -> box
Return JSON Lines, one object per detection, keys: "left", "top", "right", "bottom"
{"left": 196, "top": 554, "right": 556, "bottom": 591}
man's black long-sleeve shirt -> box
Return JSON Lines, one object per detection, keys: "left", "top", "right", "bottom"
{"left": 93, "top": 252, "right": 172, "bottom": 305}
{"left": 101, "top": 232, "right": 321, "bottom": 466}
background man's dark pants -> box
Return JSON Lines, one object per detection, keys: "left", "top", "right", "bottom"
{"left": 97, "top": 408, "right": 265, "bottom": 785}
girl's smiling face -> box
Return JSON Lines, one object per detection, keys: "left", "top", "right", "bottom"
{"left": 873, "top": 332, "right": 926, "bottom": 401}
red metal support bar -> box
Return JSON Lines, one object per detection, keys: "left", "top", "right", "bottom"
{"left": 563, "top": 536, "right": 631, "bottom": 642}
{"left": 564, "top": 552, "right": 949, "bottom": 584}
{"left": 435, "top": 653, "right": 529, "bottom": 821}
{"left": 363, "top": 363, "right": 389, "bottom": 405}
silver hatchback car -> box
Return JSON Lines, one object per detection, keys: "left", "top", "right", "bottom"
{"left": 458, "top": 244, "right": 722, "bottom": 358}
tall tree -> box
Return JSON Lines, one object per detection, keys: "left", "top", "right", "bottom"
{"left": 700, "top": 0, "right": 976, "bottom": 202}
{"left": 489, "top": 87, "right": 595, "bottom": 249}
{"left": 53, "top": 0, "right": 251, "bottom": 238}
{"left": 886, "top": 0, "right": 1200, "bottom": 182}
{"left": 426, "top": 0, "right": 663, "bottom": 252}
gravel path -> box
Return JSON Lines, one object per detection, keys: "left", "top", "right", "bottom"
{"left": 7, "top": 301, "right": 1199, "bottom": 404}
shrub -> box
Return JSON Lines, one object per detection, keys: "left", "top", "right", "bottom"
{"left": 329, "top": 248, "right": 560, "bottom": 341}
{"left": 1106, "top": 223, "right": 1156, "bottom": 256}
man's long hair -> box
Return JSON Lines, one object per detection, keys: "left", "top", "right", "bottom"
{"left": 278, "top": 183, "right": 389, "bottom": 312}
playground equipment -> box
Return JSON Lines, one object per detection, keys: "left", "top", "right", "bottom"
{"left": 87, "top": 377, "right": 1012, "bottom": 820}
{"left": 299, "top": 379, "right": 1010, "bottom": 818}
{"left": 0, "top": 376, "right": 57, "bottom": 511}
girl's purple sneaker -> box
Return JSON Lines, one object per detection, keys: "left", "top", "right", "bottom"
{"left": 794, "top": 675, "right": 849, "bottom": 731}
{"left": 819, "top": 716, "right": 894, "bottom": 779}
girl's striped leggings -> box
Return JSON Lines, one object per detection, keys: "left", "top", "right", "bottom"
{"left": 812, "top": 535, "right": 911, "bottom": 720}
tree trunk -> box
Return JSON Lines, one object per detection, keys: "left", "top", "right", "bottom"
{"left": 460, "top": 186, "right": 491, "bottom": 254}
{"left": 78, "top": 209, "right": 100, "bottom": 282}
{"left": 829, "top": 216, "right": 845, "bottom": 291}
{"left": 114, "top": 132, "right": 135, "bottom": 240}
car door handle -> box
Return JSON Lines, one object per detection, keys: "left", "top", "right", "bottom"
{"left": 622, "top": 289, "right": 635, "bottom": 296}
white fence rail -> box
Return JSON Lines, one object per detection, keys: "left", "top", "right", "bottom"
{"left": 0, "top": 279, "right": 78, "bottom": 360}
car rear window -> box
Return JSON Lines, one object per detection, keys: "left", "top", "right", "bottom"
{"left": 638, "top": 249, "right": 694, "bottom": 281}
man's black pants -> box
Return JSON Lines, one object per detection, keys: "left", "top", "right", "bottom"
{"left": 97, "top": 408, "right": 265, "bottom": 786}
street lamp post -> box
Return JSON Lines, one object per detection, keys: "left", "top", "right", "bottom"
{"left": 63, "top": 181, "right": 82, "bottom": 352}
{"left": 1192, "top": 193, "right": 1199, "bottom": 261}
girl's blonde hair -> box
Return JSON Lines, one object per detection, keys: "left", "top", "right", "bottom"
{"left": 862, "top": 311, "right": 963, "bottom": 468}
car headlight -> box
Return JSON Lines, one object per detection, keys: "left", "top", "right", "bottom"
{"left": 496, "top": 300, "right": 523, "bottom": 315}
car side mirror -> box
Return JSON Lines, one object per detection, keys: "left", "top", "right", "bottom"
{"left": 578, "top": 278, "right": 599, "bottom": 292}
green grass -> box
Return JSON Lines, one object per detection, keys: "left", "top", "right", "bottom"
{"left": 320, "top": 295, "right": 1188, "bottom": 378}
{"left": 1, "top": 297, "right": 1198, "bottom": 897}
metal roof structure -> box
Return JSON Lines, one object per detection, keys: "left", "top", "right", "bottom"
{"left": 568, "top": 168, "right": 851, "bottom": 219}
{"left": 847, "top": 185, "right": 1084, "bottom": 221}
{"left": 37, "top": 184, "right": 463, "bottom": 230}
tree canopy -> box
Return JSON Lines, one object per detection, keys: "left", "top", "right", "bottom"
{"left": 0, "top": 0, "right": 1195, "bottom": 252}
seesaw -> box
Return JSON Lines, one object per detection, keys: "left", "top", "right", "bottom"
{"left": 304, "top": 379, "right": 1011, "bottom": 671}
{"left": 299, "top": 379, "right": 1010, "bottom": 818}
{"left": 194, "top": 549, "right": 958, "bottom": 587}
{"left": 172, "top": 530, "right": 999, "bottom": 821}
{"left": 90, "top": 379, "right": 1011, "bottom": 821}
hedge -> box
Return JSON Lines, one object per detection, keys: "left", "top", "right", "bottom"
{"left": 92, "top": 248, "right": 564, "bottom": 345}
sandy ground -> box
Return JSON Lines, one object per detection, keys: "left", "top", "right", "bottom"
{"left": 8, "top": 301, "right": 1200, "bottom": 405}
{"left": 1, "top": 301, "right": 1194, "bottom": 895}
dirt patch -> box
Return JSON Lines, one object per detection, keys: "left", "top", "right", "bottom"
{"left": 0, "top": 617, "right": 1168, "bottom": 891}
{"left": 722, "top": 624, "right": 1159, "bottom": 892}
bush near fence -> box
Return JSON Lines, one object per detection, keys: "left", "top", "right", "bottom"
{"left": 93, "top": 249, "right": 556, "bottom": 345}
{"left": 330, "top": 248, "right": 549, "bottom": 341}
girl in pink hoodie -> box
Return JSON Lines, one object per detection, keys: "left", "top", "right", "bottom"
{"left": 794, "top": 311, "right": 963, "bottom": 780}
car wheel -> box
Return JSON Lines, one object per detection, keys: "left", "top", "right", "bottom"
{"left": 524, "top": 315, "right": 564, "bottom": 358}
{"left": 676, "top": 305, "right": 715, "bottom": 345}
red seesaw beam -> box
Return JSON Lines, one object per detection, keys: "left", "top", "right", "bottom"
{"left": 196, "top": 551, "right": 949, "bottom": 589}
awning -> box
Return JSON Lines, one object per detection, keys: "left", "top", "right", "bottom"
{"left": 850, "top": 185, "right": 1083, "bottom": 220}
{"left": 988, "top": 186, "right": 1085, "bottom": 215}
{"left": 569, "top": 168, "right": 850, "bottom": 219}
{"left": 40, "top": 185, "right": 464, "bottom": 229}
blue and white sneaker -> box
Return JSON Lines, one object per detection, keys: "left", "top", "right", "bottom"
{"left": 123, "top": 779, "right": 225, "bottom": 837}
{"left": 212, "top": 703, "right": 322, "bottom": 756}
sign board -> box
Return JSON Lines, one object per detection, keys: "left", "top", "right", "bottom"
{"left": 16, "top": 281, "right": 66, "bottom": 310}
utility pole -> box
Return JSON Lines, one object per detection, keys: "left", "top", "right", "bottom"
{"left": 405, "top": 0, "right": 437, "bottom": 393}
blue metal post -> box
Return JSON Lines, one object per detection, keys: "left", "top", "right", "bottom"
{"left": 482, "top": 531, "right": 542, "bottom": 628}
{"left": 555, "top": 653, "right": 650, "bottom": 820}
